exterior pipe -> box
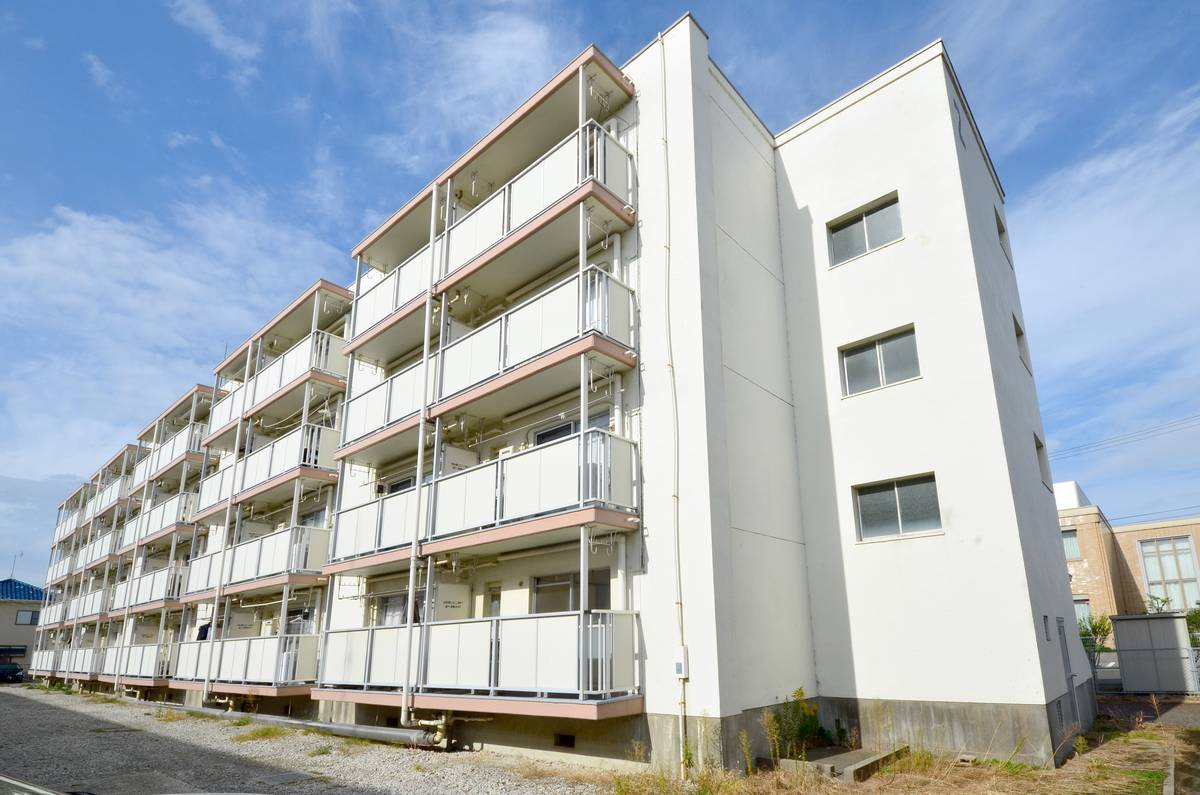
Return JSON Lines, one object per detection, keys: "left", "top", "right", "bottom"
{"left": 657, "top": 30, "right": 688, "bottom": 779}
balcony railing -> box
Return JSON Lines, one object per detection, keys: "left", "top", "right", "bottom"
{"left": 53, "top": 509, "right": 79, "bottom": 543}
{"left": 341, "top": 360, "right": 429, "bottom": 445}
{"left": 40, "top": 602, "right": 65, "bottom": 625}
{"left": 172, "top": 634, "right": 320, "bottom": 685}
{"left": 94, "top": 475, "right": 130, "bottom": 513}
{"left": 130, "top": 453, "right": 152, "bottom": 490}
{"left": 47, "top": 554, "right": 75, "bottom": 582}
{"left": 77, "top": 530, "right": 118, "bottom": 570}
{"left": 150, "top": 422, "right": 207, "bottom": 474}
{"left": 198, "top": 464, "right": 238, "bottom": 513}
{"left": 111, "top": 565, "right": 184, "bottom": 610}
{"left": 32, "top": 648, "right": 60, "bottom": 672}
{"left": 185, "top": 526, "right": 330, "bottom": 594}
{"left": 238, "top": 424, "right": 339, "bottom": 495}
{"left": 129, "top": 492, "right": 197, "bottom": 545}
{"left": 440, "top": 121, "right": 634, "bottom": 282}
{"left": 62, "top": 647, "right": 97, "bottom": 676}
{"left": 351, "top": 243, "right": 432, "bottom": 338}
{"left": 332, "top": 429, "right": 637, "bottom": 562}
{"left": 66, "top": 588, "right": 109, "bottom": 620}
{"left": 209, "top": 381, "right": 246, "bottom": 430}
{"left": 248, "top": 331, "right": 348, "bottom": 411}
{"left": 320, "top": 610, "right": 639, "bottom": 699}
{"left": 347, "top": 121, "right": 634, "bottom": 345}
{"left": 437, "top": 268, "right": 634, "bottom": 402}
{"left": 100, "top": 643, "right": 169, "bottom": 679}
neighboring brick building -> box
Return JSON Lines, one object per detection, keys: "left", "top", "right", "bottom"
{"left": 1, "top": 578, "right": 44, "bottom": 668}
{"left": 1056, "top": 481, "right": 1200, "bottom": 622}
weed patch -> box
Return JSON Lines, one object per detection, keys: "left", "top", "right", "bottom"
{"left": 232, "top": 725, "right": 290, "bottom": 742}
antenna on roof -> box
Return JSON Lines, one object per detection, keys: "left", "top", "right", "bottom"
{"left": 9, "top": 550, "right": 21, "bottom": 579}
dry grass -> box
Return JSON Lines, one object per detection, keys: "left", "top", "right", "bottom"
{"left": 83, "top": 694, "right": 122, "bottom": 705}
{"left": 601, "top": 712, "right": 1185, "bottom": 795}
{"left": 231, "top": 725, "right": 290, "bottom": 742}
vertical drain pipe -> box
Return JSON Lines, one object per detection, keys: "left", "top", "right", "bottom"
{"left": 400, "top": 184, "right": 441, "bottom": 726}
{"left": 657, "top": 31, "right": 688, "bottom": 779}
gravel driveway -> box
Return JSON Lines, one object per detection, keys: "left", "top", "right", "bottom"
{"left": 0, "top": 685, "right": 603, "bottom": 795}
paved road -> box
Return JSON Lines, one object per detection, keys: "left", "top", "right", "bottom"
{"left": 0, "top": 687, "right": 373, "bottom": 794}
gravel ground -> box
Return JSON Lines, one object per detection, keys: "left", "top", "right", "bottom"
{"left": 0, "top": 685, "right": 605, "bottom": 795}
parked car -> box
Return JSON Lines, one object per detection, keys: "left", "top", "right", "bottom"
{"left": 0, "top": 662, "right": 26, "bottom": 682}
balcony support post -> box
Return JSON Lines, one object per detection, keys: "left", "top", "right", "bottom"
{"left": 400, "top": 176, "right": 441, "bottom": 727}
{"left": 277, "top": 583, "right": 291, "bottom": 685}
{"left": 579, "top": 525, "right": 589, "bottom": 700}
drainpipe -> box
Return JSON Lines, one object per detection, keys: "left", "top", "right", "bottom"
{"left": 657, "top": 30, "right": 688, "bottom": 779}
{"left": 400, "top": 182, "right": 441, "bottom": 726}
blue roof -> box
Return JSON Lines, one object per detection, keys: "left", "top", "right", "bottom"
{"left": 0, "top": 578, "right": 43, "bottom": 602}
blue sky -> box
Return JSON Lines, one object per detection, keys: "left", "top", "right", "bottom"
{"left": 1, "top": 1, "right": 1198, "bottom": 584}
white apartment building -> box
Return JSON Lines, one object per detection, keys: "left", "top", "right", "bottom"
{"left": 32, "top": 14, "right": 1090, "bottom": 771}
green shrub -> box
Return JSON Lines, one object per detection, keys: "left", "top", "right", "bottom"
{"left": 774, "top": 688, "right": 827, "bottom": 759}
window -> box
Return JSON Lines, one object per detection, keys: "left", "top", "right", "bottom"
{"left": 829, "top": 196, "right": 903, "bottom": 265}
{"left": 15, "top": 610, "right": 38, "bottom": 626}
{"left": 0, "top": 645, "right": 26, "bottom": 658}
{"left": 385, "top": 476, "right": 415, "bottom": 495}
{"left": 534, "top": 412, "right": 611, "bottom": 446}
{"left": 1043, "top": 615, "right": 1050, "bottom": 641}
{"left": 995, "top": 209, "right": 1012, "bottom": 266}
{"left": 841, "top": 329, "right": 920, "bottom": 396}
{"left": 1073, "top": 598, "right": 1091, "bottom": 623}
{"left": 531, "top": 570, "right": 611, "bottom": 614}
{"left": 1035, "top": 435, "right": 1052, "bottom": 489}
{"left": 1140, "top": 537, "right": 1200, "bottom": 610}
{"left": 1062, "top": 530, "right": 1082, "bottom": 560}
{"left": 1014, "top": 316, "right": 1031, "bottom": 372}
{"left": 855, "top": 475, "right": 941, "bottom": 540}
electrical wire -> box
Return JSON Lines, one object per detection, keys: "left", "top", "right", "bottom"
{"left": 1049, "top": 413, "right": 1200, "bottom": 461}
{"left": 1109, "top": 504, "right": 1200, "bottom": 523}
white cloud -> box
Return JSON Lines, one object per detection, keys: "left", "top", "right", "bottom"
{"left": 1014, "top": 82, "right": 1200, "bottom": 515}
{"left": 0, "top": 183, "right": 345, "bottom": 484}
{"left": 168, "top": 0, "right": 261, "bottom": 92}
{"left": 165, "top": 131, "right": 199, "bottom": 149}
{"left": 300, "top": 142, "right": 347, "bottom": 223}
{"left": 82, "top": 51, "right": 127, "bottom": 100}
{"left": 299, "top": 0, "right": 357, "bottom": 71}
{"left": 207, "top": 130, "right": 243, "bottom": 163}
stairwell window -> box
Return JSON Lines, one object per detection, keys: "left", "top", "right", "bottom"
{"left": 829, "top": 194, "right": 903, "bottom": 266}
{"left": 841, "top": 328, "right": 919, "bottom": 396}
{"left": 855, "top": 474, "right": 941, "bottom": 540}
{"left": 1035, "top": 434, "right": 1053, "bottom": 490}
{"left": 1014, "top": 316, "right": 1031, "bottom": 373}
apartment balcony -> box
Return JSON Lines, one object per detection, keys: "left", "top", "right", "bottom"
{"left": 52, "top": 507, "right": 80, "bottom": 544}
{"left": 247, "top": 331, "right": 347, "bottom": 413}
{"left": 30, "top": 648, "right": 61, "bottom": 674}
{"left": 66, "top": 588, "right": 109, "bottom": 621}
{"left": 183, "top": 525, "right": 330, "bottom": 600}
{"left": 47, "top": 553, "right": 75, "bottom": 584}
{"left": 207, "top": 381, "right": 245, "bottom": 441}
{"left": 330, "top": 429, "right": 638, "bottom": 572}
{"left": 61, "top": 647, "right": 99, "bottom": 678}
{"left": 119, "top": 492, "right": 198, "bottom": 551}
{"left": 93, "top": 473, "right": 132, "bottom": 516}
{"left": 171, "top": 634, "right": 320, "bottom": 695}
{"left": 129, "top": 449, "right": 154, "bottom": 491}
{"left": 316, "top": 611, "right": 641, "bottom": 720}
{"left": 111, "top": 565, "right": 185, "bottom": 613}
{"left": 39, "top": 601, "right": 66, "bottom": 627}
{"left": 337, "top": 268, "right": 636, "bottom": 469}
{"left": 75, "top": 530, "right": 119, "bottom": 571}
{"left": 97, "top": 643, "right": 170, "bottom": 683}
{"left": 149, "top": 422, "right": 207, "bottom": 480}
{"left": 348, "top": 122, "right": 635, "bottom": 365}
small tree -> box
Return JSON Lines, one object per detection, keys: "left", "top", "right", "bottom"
{"left": 1078, "top": 613, "right": 1112, "bottom": 652}
{"left": 1186, "top": 608, "right": 1200, "bottom": 643}
{"left": 1147, "top": 594, "right": 1172, "bottom": 613}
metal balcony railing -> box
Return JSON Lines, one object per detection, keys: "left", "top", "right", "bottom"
{"left": 185, "top": 526, "right": 330, "bottom": 594}
{"left": 100, "top": 643, "right": 169, "bottom": 679}
{"left": 149, "top": 423, "right": 207, "bottom": 474}
{"left": 247, "top": 330, "right": 348, "bottom": 411}
{"left": 320, "top": 610, "right": 639, "bottom": 700}
{"left": 172, "top": 634, "right": 320, "bottom": 685}
{"left": 237, "top": 424, "right": 339, "bottom": 496}
{"left": 110, "top": 565, "right": 185, "bottom": 610}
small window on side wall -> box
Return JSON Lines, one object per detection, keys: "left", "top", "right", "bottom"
{"left": 995, "top": 209, "right": 1012, "bottom": 266}
{"left": 841, "top": 328, "right": 919, "bottom": 396}
{"left": 1014, "top": 316, "right": 1031, "bottom": 372}
{"left": 855, "top": 474, "right": 941, "bottom": 540}
{"left": 829, "top": 195, "right": 903, "bottom": 266}
{"left": 1035, "top": 434, "right": 1053, "bottom": 489}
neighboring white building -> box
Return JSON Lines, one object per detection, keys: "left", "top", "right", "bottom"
{"left": 31, "top": 14, "right": 1090, "bottom": 771}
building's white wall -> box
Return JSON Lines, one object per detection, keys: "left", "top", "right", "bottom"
{"left": 940, "top": 67, "right": 1092, "bottom": 699}
{"left": 775, "top": 50, "right": 1056, "bottom": 706}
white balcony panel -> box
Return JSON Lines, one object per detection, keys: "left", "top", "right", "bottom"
{"left": 249, "top": 332, "right": 347, "bottom": 410}
{"left": 343, "top": 362, "right": 424, "bottom": 444}
{"left": 351, "top": 245, "right": 432, "bottom": 338}
{"left": 32, "top": 649, "right": 60, "bottom": 672}
{"left": 209, "top": 383, "right": 245, "bottom": 430}
{"left": 47, "top": 555, "right": 74, "bottom": 582}
{"left": 63, "top": 647, "right": 96, "bottom": 675}
{"left": 152, "top": 423, "right": 206, "bottom": 473}
{"left": 332, "top": 487, "right": 424, "bottom": 561}
{"left": 500, "top": 436, "right": 578, "bottom": 521}
{"left": 80, "top": 531, "right": 117, "bottom": 568}
{"left": 227, "top": 526, "right": 329, "bottom": 585}
{"left": 320, "top": 629, "right": 370, "bottom": 685}
{"left": 111, "top": 566, "right": 183, "bottom": 609}
{"left": 439, "top": 322, "right": 502, "bottom": 399}
{"left": 120, "top": 643, "right": 167, "bottom": 678}
{"left": 185, "top": 549, "right": 229, "bottom": 594}
{"left": 508, "top": 134, "right": 578, "bottom": 230}
{"left": 433, "top": 463, "right": 497, "bottom": 538}
{"left": 138, "top": 492, "right": 197, "bottom": 541}
{"left": 40, "top": 602, "right": 65, "bottom": 625}
{"left": 445, "top": 191, "right": 506, "bottom": 276}
{"left": 95, "top": 475, "right": 128, "bottom": 512}
{"left": 504, "top": 279, "right": 578, "bottom": 367}
{"left": 239, "top": 425, "right": 338, "bottom": 495}
{"left": 424, "top": 620, "right": 492, "bottom": 690}
{"left": 198, "top": 464, "right": 238, "bottom": 512}
{"left": 176, "top": 635, "right": 318, "bottom": 684}
{"left": 130, "top": 455, "right": 151, "bottom": 489}
{"left": 497, "top": 614, "right": 578, "bottom": 692}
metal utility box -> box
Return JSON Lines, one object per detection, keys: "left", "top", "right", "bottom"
{"left": 1112, "top": 612, "right": 1198, "bottom": 693}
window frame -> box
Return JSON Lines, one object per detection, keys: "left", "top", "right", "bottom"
{"left": 15, "top": 610, "right": 38, "bottom": 626}
{"left": 1062, "top": 529, "right": 1082, "bottom": 561}
{"left": 839, "top": 326, "right": 921, "bottom": 397}
{"left": 1139, "top": 536, "right": 1200, "bottom": 611}
{"left": 853, "top": 473, "right": 943, "bottom": 542}
{"left": 827, "top": 193, "right": 904, "bottom": 267}
{"left": 1035, "top": 434, "right": 1053, "bottom": 491}
{"left": 1013, "top": 315, "right": 1032, "bottom": 375}
{"left": 995, "top": 208, "right": 1013, "bottom": 268}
